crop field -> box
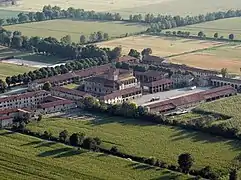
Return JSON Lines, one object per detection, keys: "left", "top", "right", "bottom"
{"left": 26, "top": 115, "right": 241, "bottom": 173}
{"left": 3, "top": 0, "right": 241, "bottom": 17}
{"left": 169, "top": 44, "right": 241, "bottom": 74}
{"left": 5, "top": 19, "right": 147, "bottom": 42}
{"left": 171, "top": 17, "right": 241, "bottom": 40}
{"left": 97, "top": 35, "right": 225, "bottom": 57}
{"left": 0, "top": 130, "right": 191, "bottom": 180}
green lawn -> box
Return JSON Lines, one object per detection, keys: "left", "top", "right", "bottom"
{"left": 0, "top": 130, "right": 191, "bottom": 180}
{"left": 4, "top": 19, "right": 147, "bottom": 42}
{"left": 63, "top": 83, "right": 79, "bottom": 89}
{"left": 0, "top": 62, "right": 36, "bottom": 80}
{"left": 26, "top": 114, "right": 241, "bottom": 174}
{"left": 170, "top": 17, "right": 241, "bottom": 40}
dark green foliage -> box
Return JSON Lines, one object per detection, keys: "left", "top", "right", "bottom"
{"left": 59, "top": 130, "right": 69, "bottom": 142}
{"left": 110, "top": 146, "right": 118, "bottom": 154}
{"left": 82, "top": 137, "right": 98, "bottom": 151}
{"left": 229, "top": 169, "right": 238, "bottom": 180}
{"left": 178, "top": 153, "right": 194, "bottom": 174}
{"left": 42, "top": 82, "right": 51, "bottom": 91}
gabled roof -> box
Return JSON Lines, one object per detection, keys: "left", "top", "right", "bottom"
{"left": 143, "top": 78, "right": 173, "bottom": 87}
{"left": 51, "top": 86, "right": 90, "bottom": 98}
{"left": 115, "top": 56, "right": 138, "bottom": 62}
{"left": 0, "top": 90, "right": 49, "bottom": 103}
{"left": 40, "top": 99, "right": 74, "bottom": 108}
{"left": 211, "top": 76, "right": 241, "bottom": 84}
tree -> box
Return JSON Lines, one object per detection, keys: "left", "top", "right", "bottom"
{"left": 83, "top": 137, "right": 97, "bottom": 150}
{"left": 96, "top": 31, "right": 103, "bottom": 41}
{"left": 128, "top": 49, "right": 140, "bottom": 59}
{"left": 110, "top": 146, "right": 118, "bottom": 154}
{"left": 178, "top": 153, "right": 194, "bottom": 174}
{"left": 141, "top": 48, "right": 152, "bottom": 56}
{"left": 37, "top": 114, "right": 42, "bottom": 121}
{"left": 5, "top": 76, "right": 11, "bottom": 87}
{"left": 0, "top": 79, "right": 7, "bottom": 93}
{"left": 59, "top": 130, "right": 69, "bottom": 142}
{"left": 103, "top": 33, "right": 109, "bottom": 40}
{"left": 221, "top": 68, "right": 228, "bottom": 78}
{"left": 111, "top": 46, "right": 122, "bottom": 59}
{"left": 93, "top": 137, "right": 101, "bottom": 145}
{"left": 69, "top": 133, "right": 80, "bottom": 146}
{"left": 80, "top": 35, "right": 86, "bottom": 44}
{"left": 198, "top": 31, "right": 204, "bottom": 38}
{"left": 42, "top": 82, "right": 51, "bottom": 91}
{"left": 60, "top": 35, "right": 71, "bottom": 44}
{"left": 214, "top": 32, "right": 218, "bottom": 39}
{"left": 229, "top": 169, "right": 238, "bottom": 180}
{"left": 0, "top": 18, "right": 4, "bottom": 26}
{"left": 229, "top": 33, "right": 234, "bottom": 40}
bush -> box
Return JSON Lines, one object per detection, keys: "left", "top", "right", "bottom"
{"left": 110, "top": 146, "right": 118, "bottom": 154}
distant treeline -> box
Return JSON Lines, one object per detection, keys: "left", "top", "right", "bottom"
{"left": 0, "top": 5, "right": 241, "bottom": 32}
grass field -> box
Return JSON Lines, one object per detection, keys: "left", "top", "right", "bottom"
{"left": 26, "top": 114, "right": 241, "bottom": 173}
{"left": 97, "top": 35, "right": 225, "bottom": 57}
{"left": 171, "top": 17, "right": 241, "bottom": 40}
{"left": 5, "top": 19, "right": 147, "bottom": 42}
{"left": 0, "top": 62, "right": 36, "bottom": 80}
{"left": 196, "top": 95, "right": 241, "bottom": 131}
{"left": 0, "top": 130, "right": 191, "bottom": 180}
{"left": 3, "top": 0, "right": 241, "bottom": 17}
{"left": 0, "top": 9, "right": 22, "bottom": 18}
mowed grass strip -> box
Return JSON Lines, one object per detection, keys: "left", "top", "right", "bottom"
{"left": 0, "top": 130, "right": 191, "bottom": 180}
{"left": 4, "top": 19, "right": 147, "bottom": 42}
{"left": 27, "top": 115, "right": 241, "bottom": 173}
{"left": 170, "top": 17, "right": 241, "bottom": 40}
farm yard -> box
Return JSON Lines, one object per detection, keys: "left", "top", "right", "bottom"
{"left": 0, "top": 130, "right": 190, "bottom": 180}
{"left": 2, "top": 0, "right": 241, "bottom": 17}
{"left": 4, "top": 19, "right": 147, "bottom": 42}
{"left": 171, "top": 17, "right": 241, "bottom": 40}
{"left": 96, "top": 35, "right": 225, "bottom": 57}
{"left": 26, "top": 115, "right": 241, "bottom": 174}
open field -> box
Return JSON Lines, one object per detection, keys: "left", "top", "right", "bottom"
{"left": 0, "top": 9, "right": 22, "bottom": 18}
{"left": 170, "top": 17, "right": 241, "bottom": 40}
{"left": 26, "top": 115, "right": 241, "bottom": 173}
{"left": 97, "top": 35, "right": 225, "bottom": 57}
{"left": 0, "top": 130, "right": 190, "bottom": 180}
{"left": 0, "top": 62, "right": 36, "bottom": 80}
{"left": 3, "top": 0, "right": 241, "bottom": 17}
{"left": 169, "top": 44, "right": 241, "bottom": 74}
{"left": 5, "top": 19, "right": 147, "bottom": 42}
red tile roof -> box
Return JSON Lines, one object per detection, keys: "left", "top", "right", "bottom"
{"left": 211, "top": 76, "right": 241, "bottom": 84}
{"left": 147, "top": 86, "right": 236, "bottom": 112}
{"left": 0, "top": 116, "right": 12, "bottom": 121}
{"left": 0, "top": 90, "right": 49, "bottom": 104}
{"left": 0, "top": 108, "right": 19, "bottom": 116}
{"left": 143, "top": 78, "right": 173, "bottom": 87}
{"left": 101, "top": 87, "right": 142, "bottom": 101}
{"left": 51, "top": 86, "right": 90, "bottom": 98}
{"left": 40, "top": 99, "right": 74, "bottom": 109}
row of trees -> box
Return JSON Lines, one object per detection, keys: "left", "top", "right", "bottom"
{"left": 0, "top": 28, "right": 115, "bottom": 59}
{"left": 0, "top": 5, "right": 123, "bottom": 26}
{"left": 143, "top": 9, "right": 241, "bottom": 31}
{"left": 4, "top": 51, "right": 113, "bottom": 87}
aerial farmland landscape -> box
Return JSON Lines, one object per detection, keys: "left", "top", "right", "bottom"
{"left": 1, "top": 0, "right": 241, "bottom": 180}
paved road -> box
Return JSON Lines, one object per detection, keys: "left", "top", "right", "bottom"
{"left": 132, "top": 87, "right": 210, "bottom": 106}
